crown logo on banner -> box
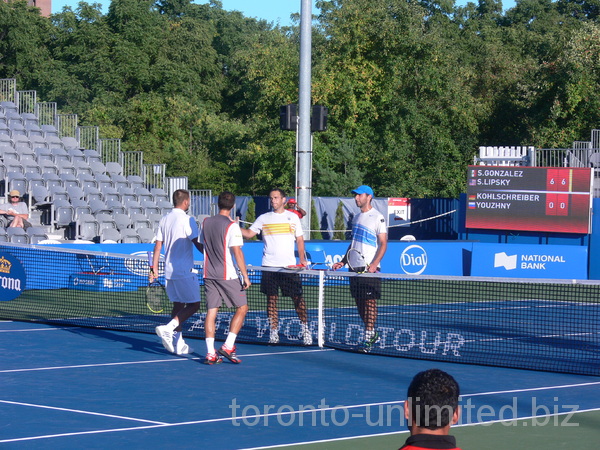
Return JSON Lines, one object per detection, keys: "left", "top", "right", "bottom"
{"left": 0, "top": 256, "right": 12, "bottom": 274}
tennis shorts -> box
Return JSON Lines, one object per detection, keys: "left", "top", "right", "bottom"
{"left": 205, "top": 278, "right": 248, "bottom": 309}
{"left": 260, "top": 270, "right": 303, "bottom": 298}
{"left": 165, "top": 275, "right": 201, "bottom": 303}
{"left": 349, "top": 272, "right": 382, "bottom": 301}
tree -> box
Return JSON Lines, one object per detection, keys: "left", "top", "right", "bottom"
{"left": 0, "top": 1, "right": 60, "bottom": 94}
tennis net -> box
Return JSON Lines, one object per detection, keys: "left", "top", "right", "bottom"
{"left": 1, "top": 243, "right": 598, "bottom": 376}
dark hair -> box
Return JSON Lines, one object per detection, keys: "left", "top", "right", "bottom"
{"left": 218, "top": 191, "right": 236, "bottom": 210}
{"left": 407, "top": 369, "right": 460, "bottom": 430}
{"left": 172, "top": 189, "right": 189, "bottom": 207}
{"left": 269, "top": 188, "right": 286, "bottom": 198}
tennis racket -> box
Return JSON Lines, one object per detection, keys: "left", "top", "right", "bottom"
{"left": 146, "top": 251, "right": 168, "bottom": 313}
{"left": 146, "top": 279, "right": 169, "bottom": 313}
{"left": 346, "top": 248, "right": 369, "bottom": 274}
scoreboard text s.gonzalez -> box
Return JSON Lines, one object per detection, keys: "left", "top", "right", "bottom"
{"left": 466, "top": 166, "right": 593, "bottom": 234}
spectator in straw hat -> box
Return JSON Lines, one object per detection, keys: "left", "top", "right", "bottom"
{"left": 0, "top": 190, "right": 30, "bottom": 229}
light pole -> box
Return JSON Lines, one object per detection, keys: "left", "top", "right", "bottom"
{"left": 297, "top": 0, "right": 312, "bottom": 240}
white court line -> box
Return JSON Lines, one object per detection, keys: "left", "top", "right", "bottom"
{"left": 0, "top": 348, "right": 334, "bottom": 374}
{"left": 0, "top": 327, "right": 67, "bottom": 333}
{"left": 1, "top": 381, "right": 599, "bottom": 444}
{"left": 0, "top": 400, "right": 167, "bottom": 425}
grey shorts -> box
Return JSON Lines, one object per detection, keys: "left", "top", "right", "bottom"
{"left": 205, "top": 278, "right": 248, "bottom": 309}
{"left": 165, "top": 275, "right": 201, "bottom": 303}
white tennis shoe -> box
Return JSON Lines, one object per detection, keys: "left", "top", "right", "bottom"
{"left": 174, "top": 332, "right": 193, "bottom": 355}
{"left": 269, "top": 328, "right": 279, "bottom": 344}
{"left": 155, "top": 325, "right": 174, "bottom": 353}
{"left": 301, "top": 323, "right": 313, "bottom": 346}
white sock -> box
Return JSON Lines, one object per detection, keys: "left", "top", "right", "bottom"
{"left": 300, "top": 322, "right": 309, "bottom": 333}
{"left": 225, "top": 332, "right": 237, "bottom": 349}
{"left": 166, "top": 319, "right": 179, "bottom": 330}
{"left": 206, "top": 337, "right": 215, "bottom": 354}
{"left": 365, "top": 330, "right": 375, "bottom": 340}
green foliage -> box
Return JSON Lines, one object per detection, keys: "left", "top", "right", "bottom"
{"left": 2, "top": 0, "right": 598, "bottom": 200}
{"left": 310, "top": 200, "right": 322, "bottom": 240}
{"left": 333, "top": 201, "right": 346, "bottom": 240}
{"left": 243, "top": 197, "right": 257, "bottom": 240}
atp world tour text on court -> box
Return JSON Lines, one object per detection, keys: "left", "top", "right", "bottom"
{"left": 228, "top": 397, "right": 580, "bottom": 428}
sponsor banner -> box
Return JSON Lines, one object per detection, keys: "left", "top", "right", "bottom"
{"left": 0, "top": 252, "right": 26, "bottom": 301}
{"left": 471, "top": 243, "right": 587, "bottom": 279}
{"left": 49, "top": 242, "right": 471, "bottom": 276}
{"left": 69, "top": 273, "right": 137, "bottom": 292}
{"left": 390, "top": 242, "right": 471, "bottom": 276}
{"left": 306, "top": 242, "right": 470, "bottom": 276}
{"left": 47, "top": 241, "right": 586, "bottom": 279}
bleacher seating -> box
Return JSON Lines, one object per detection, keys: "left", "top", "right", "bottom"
{"left": 6, "top": 227, "right": 28, "bottom": 244}
{"left": 1, "top": 97, "right": 177, "bottom": 243}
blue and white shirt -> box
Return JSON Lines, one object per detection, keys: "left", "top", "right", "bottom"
{"left": 349, "top": 208, "right": 387, "bottom": 269}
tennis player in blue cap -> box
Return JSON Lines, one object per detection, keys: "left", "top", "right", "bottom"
{"left": 332, "top": 185, "right": 388, "bottom": 352}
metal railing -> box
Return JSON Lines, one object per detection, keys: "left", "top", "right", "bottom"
{"left": 144, "top": 164, "right": 166, "bottom": 190}
{"left": 16, "top": 90, "right": 37, "bottom": 114}
{"left": 77, "top": 126, "right": 100, "bottom": 151}
{"left": 56, "top": 113, "right": 78, "bottom": 138}
{"left": 0, "top": 78, "right": 16, "bottom": 103}
{"left": 121, "top": 151, "right": 144, "bottom": 177}
{"left": 98, "top": 138, "right": 121, "bottom": 163}
{"left": 35, "top": 102, "right": 57, "bottom": 126}
{"left": 189, "top": 188, "right": 214, "bottom": 217}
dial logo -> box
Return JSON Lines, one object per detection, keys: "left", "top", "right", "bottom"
{"left": 400, "top": 245, "right": 428, "bottom": 275}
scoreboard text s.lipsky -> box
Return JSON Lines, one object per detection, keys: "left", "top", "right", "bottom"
{"left": 466, "top": 166, "right": 593, "bottom": 234}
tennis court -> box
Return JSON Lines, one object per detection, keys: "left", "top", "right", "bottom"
{"left": 1, "top": 320, "right": 599, "bottom": 449}
{"left": 1, "top": 243, "right": 599, "bottom": 448}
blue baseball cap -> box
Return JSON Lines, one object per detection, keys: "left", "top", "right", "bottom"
{"left": 351, "top": 185, "right": 374, "bottom": 196}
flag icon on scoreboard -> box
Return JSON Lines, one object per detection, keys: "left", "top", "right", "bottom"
{"left": 471, "top": 169, "right": 476, "bottom": 177}
{"left": 469, "top": 179, "right": 477, "bottom": 186}
{"left": 469, "top": 202, "right": 477, "bottom": 209}
{"left": 468, "top": 195, "right": 476, "bottom": 201}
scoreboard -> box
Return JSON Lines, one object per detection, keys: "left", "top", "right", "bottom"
{"left": 466, "top": 166, "right": 593, "bottom": 234}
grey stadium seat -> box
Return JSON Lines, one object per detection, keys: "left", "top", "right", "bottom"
{"left": 137, "top": 227, "right": 155, "bottom": 244}
{"left": 100, "top": 227, "right": 122, "bottom": 243}
{"left": 76, "top": 214, "right": 100, "bottom": 241}
{"left": 7, "top": 227, "right": 28, "bottom": 244}
{"left": 120, "top": 228, "right": 141, "bottom": 243}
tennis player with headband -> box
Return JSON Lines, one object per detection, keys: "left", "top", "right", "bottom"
{"left": 332, "top": 185, "right": 388, "bottom": 353}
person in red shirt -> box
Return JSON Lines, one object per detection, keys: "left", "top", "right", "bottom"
{"left": 399, "top": 369, "right": 462, "bottom": 450}
{"left": 286, "top": 198, "right": 306, "bottom": 219}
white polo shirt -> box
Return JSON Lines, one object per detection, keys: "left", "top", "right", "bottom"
{"left": 249, "top": 210, "right": 303, "bottom": 267}
{"left": 156, "top": 208, "right": 198, "bottom": 280}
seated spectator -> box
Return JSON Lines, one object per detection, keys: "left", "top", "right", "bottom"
{"left": 400, "top": 369, "right": 462, "bottom": 450}
{"left": 0, "top": 190, "right": 31, "bottom": 229}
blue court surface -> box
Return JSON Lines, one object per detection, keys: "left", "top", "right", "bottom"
{"left": 1, "top": 320, "right": 599, "bottom": 449}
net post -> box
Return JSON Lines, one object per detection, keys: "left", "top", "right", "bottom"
{"left": 318, "top": 269, "right": 325, "bottom": 348}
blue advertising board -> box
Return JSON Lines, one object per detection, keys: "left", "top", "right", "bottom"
{"left": 470, "top": 243, "right": 588, "bottom": 279}
{"left": 0, "top": 251, "right": 26, "bottom": 301}
{"left": 47, "top": 241, "right": 472, "bottom": 276}
{"left": 305, "top": 241, "right": 471, "bottom": 276}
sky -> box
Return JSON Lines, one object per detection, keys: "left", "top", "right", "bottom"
{"left": 51, "top": 1, "right": 518, "bottom": 25}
